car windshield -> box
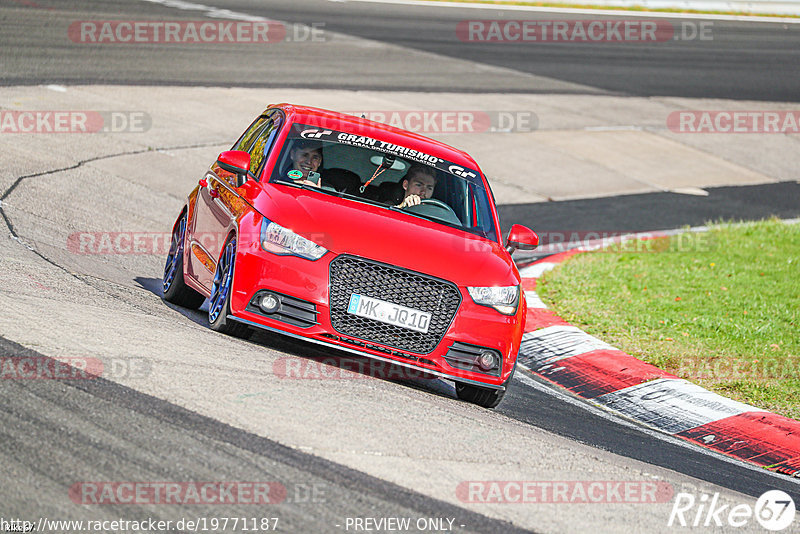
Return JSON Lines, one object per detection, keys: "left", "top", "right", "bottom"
{"left": 268, "top": 123, "right": 498, "bottom": 242}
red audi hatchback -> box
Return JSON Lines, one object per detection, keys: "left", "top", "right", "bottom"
{"left": 163, "top": 104, "right": 538, "bottom": 407}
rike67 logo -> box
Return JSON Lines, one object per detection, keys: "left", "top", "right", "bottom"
{"left": 669, "top": 490, "right": 795, "bottom": 531}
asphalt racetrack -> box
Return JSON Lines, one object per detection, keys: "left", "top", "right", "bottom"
{"left": 1, "top": 0, "right": 800, "bottom": 532}
{"left": 4, "top": 0, "right": 800, "bottom": 101}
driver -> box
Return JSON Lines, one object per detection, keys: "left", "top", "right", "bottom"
{"left": 287, "top": 139, "right": 323, "bottom": 187}
{"left": 396, "top": 164, "right": 437, "bottom": 208}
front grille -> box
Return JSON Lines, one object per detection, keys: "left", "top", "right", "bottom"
{"left": 329, "top": 255, "right": 462, "bottom": 354}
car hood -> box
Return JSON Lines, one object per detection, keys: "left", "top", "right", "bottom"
{"left": 256, "top": 186, "right": 518, "bottom": 287}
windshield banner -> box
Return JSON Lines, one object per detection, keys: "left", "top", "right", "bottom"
{"left": 295, "top": 125, "right": 481, "bottom": 181}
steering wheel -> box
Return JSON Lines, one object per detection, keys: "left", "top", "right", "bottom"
{"left": 405, "top": 198, "right": 461, "bottom": 225}
{"left": 419, "top": 198, "right": 453, "bottom": 211}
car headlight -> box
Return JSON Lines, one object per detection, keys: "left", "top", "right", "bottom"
{"left": 260, "top": 219, "right": 327, "bottom": 260}
{"left": 467, "top": 285, "right": 520, "bottom": 315}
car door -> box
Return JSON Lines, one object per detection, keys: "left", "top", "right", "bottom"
{"left": 188, "top": 110, "right": 284, "bottom": 289}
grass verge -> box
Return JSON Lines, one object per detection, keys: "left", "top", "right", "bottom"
{"left": 537, "top": 219, "right": 800, "bottom": 419}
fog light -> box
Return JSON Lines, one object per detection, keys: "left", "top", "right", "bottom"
{"left": 258, "top": 293, "right": 280, "bottom": 314}
{"left": 477, "top": 350, "right": 497, "bottom": 371}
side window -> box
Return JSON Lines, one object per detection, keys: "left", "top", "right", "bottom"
{"left": 233, "top": 116, "right": 269, "bottom": 153}
{"left": 231, "top": 111, "right": 284, "bottom": 181}
{"left": 248, "top": 114, "right": 283, "bottom": 178}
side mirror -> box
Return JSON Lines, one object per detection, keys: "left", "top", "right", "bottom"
{"left": 506, "top": 224, "right": 539, "bottom": 254}
{"left": 217, "top": 150, "right": 253, "bottom": 186}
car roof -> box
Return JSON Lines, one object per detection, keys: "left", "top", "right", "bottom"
{"left": 265, "top": 103, "right": 483, "bottom": 173}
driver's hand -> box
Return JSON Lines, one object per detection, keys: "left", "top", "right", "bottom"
{"left": 397, "top": 195, "right": 421, "bottom": 208}
{"left": 296, "top": 179, "right": 320, "bottom": 188}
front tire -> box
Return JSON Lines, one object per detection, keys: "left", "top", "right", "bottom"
{"left": 162, "top": 213, "right": 205, "bottom": 309}
{"left": 208, "top": 236, "right": 252, "bottom": 339}
{"left": 455, "top": 364, "right": 516, "bottom": 409}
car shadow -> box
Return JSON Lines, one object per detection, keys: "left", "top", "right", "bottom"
{"left": 135, "top": 276, "right": 210, "bottom": 326}
{"left": 135, "top": 276, "right": 163, "bottom": 296}
{"left": 135, "top": 276, "right": 456, "bottom": 401}
{"left": 249, "top": 328, "right": 456, "bottom": 400}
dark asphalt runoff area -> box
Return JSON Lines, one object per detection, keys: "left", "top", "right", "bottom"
{"left": 1, "top": 0, "right": 800, "bottom": 528}
{"left": 498, "top": 181, "right": 800, "bottom": 236}
{"left": 0, "top": 336, "right": 534, "bottom": 534}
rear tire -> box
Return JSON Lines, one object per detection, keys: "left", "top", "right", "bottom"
{"left": 208, "top": 236, "right": 252, "bottom": 339}
{"left": 455, "top": 364, "right": 516, "bottom": 409}
{"left": 162, "top": 213, "right": 205, "bottom": 309}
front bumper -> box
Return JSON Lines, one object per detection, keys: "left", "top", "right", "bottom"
{"left": 229, "top": 238, "right": 524, "bottom": 388}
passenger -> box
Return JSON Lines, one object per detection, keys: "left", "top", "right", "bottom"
{"left": 396, "top": 164, "right": 437, "bottom": 208}
{"left": 287, "top": 140, "right": 323, "bottom": 187}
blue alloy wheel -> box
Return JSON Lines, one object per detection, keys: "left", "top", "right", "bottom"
{"left": 161, "top": 214, "right": 205, "bottom": 309}
{"left": 207, "top": 237, "right": 251, "bottom": 339}
{"left": 209, "top": 238, "right": 236, "bottom": 324}
{"left": 163, "top": 216, "right": 186, "bottom": 293}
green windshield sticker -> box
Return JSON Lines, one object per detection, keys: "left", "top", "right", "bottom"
{"left": 287, "top": 169, "right": 303, "bottom": 179}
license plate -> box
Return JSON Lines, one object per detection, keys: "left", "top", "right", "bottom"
{"left": 347, "top": 294, "right": 431, "bottom": 334}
